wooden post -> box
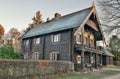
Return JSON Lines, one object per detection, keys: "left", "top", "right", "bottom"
{"left": 95, "top": 53, "right": 98, "bottom": 69}
{"left": 81, "top": 27, "right": 85, "bottom": 71}
{"left": 90, "top": 51, "right": 93, "bottom": 70}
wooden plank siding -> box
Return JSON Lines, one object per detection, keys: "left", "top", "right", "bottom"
{"left": 86, "top": 19, "right": 98, "bottom": 31}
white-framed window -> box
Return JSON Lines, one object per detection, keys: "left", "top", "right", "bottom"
{"left": 34, "top": 37, "right": 40, "bottom": 45}
{"left": 51, "top": 34, "right": 61, "bottom": 42}
{"left": 24, "top": 40, "right": 29, "bottom": 46}
{"left": 24, "top": 53, "right": 28, "bottom": 59}
{"left": 90, "top": 39, "right": 94, "bottom": 47}
{"left": 50, "top": 52, "right": 59, "bottom": 61}
{"left": 32, "top": 52, "right": 39, "bottom": 60}
{"left": 76, "top": 55, "right": 81, "bottom": 63}
{"left": 91, "top": 57, "right": 94, "bottom": 64}
{"left": 90, "top": 34, "right": 94, "bottom": 47}
{"left": 76, "top": 34, "right": 82, "bottom": 44}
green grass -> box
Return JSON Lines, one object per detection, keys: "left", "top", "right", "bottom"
{"left": 51, "top": 70, "right": 120, "bottom": 79}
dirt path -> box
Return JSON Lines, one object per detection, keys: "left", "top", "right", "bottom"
{"left": 103, "top": 68, "right": 120, "bottom": 79}
{"left": 104, "top": 74, "right": 120, "bottom": 79}
{"left": 103, "top": 68, "right": 120, "bottom": 71}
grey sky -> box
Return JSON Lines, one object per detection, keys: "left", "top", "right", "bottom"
{"left": 0, "top": 0, "right": 96, "bottom": 33}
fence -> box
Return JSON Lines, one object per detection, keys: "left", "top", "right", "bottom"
{"left": 0, "top": 59, "right": 74, "bottom": 79}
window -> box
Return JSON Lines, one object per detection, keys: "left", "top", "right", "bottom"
{"left": 84, "top": 37, "right": 88, "bottom": 45}
{"left": 84, "top": 54, "right": 90, "bottom": 63}
{"left": 91, "top": 57, "right": 94, "bottom": 63}
{"left": 34, "top": 37, "right": 40, "bottom": 45}
{"left": 50, "top": 52, "right": 59, "bottom": 61}
{"left": 24, "top": 53, "right": 28, "bottom": 59}
{"left": 76, "top": 34, "right": 82, "bottom": 44}
{"left": 32, "top": 52, "right": 39, "bottom": 60}
{"left": 90, "top": 34, "right": 94, "bottom": 47}
{"left": 76, "top": 55, "right": 81, "bottom": 63}
{"left": 51, "top": 34, "right": 61, "bottom": 42}
{"left": 85, "top": 37, "right": 89, "bottom": 46}
{"left": 24, "top": 40, "right": 29, "bottom": 45}
{"left": 90, "top": 39, "right": 94, "bottom": 47}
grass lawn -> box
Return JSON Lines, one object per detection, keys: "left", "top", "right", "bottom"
{"left": 51, "top": 70, "right": 120, "bottom": 79}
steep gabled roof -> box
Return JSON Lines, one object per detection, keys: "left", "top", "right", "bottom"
{"left": 22, "top": 7, "right": 92, "bottom": 39}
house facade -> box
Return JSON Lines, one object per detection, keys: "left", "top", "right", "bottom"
{"left": 102, "top": 47, "right": 114, "bottom": 66}
{"left": 22, "top": 3, "right": 106, "bottom": 71}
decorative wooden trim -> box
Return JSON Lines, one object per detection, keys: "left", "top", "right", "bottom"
{"left": 74, "top": 7, "right": 93, "bottom": 36}
{"left": 86, "top": 19, "right": 98, "bottom": 31}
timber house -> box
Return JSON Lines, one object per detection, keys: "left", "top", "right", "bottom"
{"left": 22, "top": 3, "right": 113, "bottom": 71}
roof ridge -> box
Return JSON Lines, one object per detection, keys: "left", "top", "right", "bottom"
{"left": 38, "top": 7, "right": 93, "bottom": 25}
{"left": 60, "top": 7, "right": 92, "bottom": 18}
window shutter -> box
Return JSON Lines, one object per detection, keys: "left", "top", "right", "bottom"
{"left": 51, "top": 35, "right": 53, "bottom": 42}
{"left": 58, "top": 33, "right": 61, "bottom": 42}
{"left": 50, "top": 53, "right": 52, "bottom": 60}
{"left": 34, "top": 38, "right": 36, "bottom": 45}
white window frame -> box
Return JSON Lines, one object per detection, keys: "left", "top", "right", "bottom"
{"left": 50, "top": 52, "right": 59, "bottom": 61}
{"left": 24, "top": 53, "right": 28, "bottom": 59}
{"left": 51, "top": 34, "right": 61, "bottom": 43}
{"left": 24, "top": 40, "right": 29, "bottom": 46}
{"left": 76, "top": 34, "right": 82, "bottom": 44}
{"left": 76, "top": 55, "right": 81, "bottom": 63}
{"left": 34, "top": 37, "right": 40, "bottom": 45}
{"left": 91, "top": 57, "right": 94, "bottom": 64}
{"left": 32, "top": 52, "right": 39, "bottom": 60}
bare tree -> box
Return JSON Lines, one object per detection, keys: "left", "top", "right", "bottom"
{"left": 6, "top": 28, "right": 21, "bottom": 52}
{"left": 8, "top": 28, "right": 20, "bottom": 39}
{"left": 97, "top": 0, "right": 120, "bottom": 34}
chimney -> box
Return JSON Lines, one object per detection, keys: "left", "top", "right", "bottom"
{"left": 54, "top": 13, "right": 61, "bottom": 19}
{"left": 46, "top": 17, "right": 50, "bottom": 22}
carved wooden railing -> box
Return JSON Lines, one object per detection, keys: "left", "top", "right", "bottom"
{"left": 75, "top": 44, "right": 102, "bottom": 54}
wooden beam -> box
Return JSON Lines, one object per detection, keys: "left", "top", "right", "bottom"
{"left": 86, "top": 19, "right": 98, "bottom": 31}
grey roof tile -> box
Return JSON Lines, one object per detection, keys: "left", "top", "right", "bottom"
{"left": 102, "top": 48, "right": 114, "bottom": 57}
{"left": 23, "top": 7, "right": 92, "bottom": 39}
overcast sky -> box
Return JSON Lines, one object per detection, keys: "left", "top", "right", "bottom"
{"left": 0, "top": 0, "right": 98, "bottom": 33}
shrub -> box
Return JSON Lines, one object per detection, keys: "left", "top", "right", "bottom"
{"left": 0, "top": 44, "right": 23, "bottom": 59}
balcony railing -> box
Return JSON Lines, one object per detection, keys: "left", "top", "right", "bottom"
{"left": 75, "top": 44, "right": 102, "bottom": 54}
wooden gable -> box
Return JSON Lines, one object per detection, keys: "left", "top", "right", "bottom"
{"left": 86, "top": 19, "right": 98, "bottom": 31}
{"left": 74, "top": 2, "right": 104, "bottom": 41}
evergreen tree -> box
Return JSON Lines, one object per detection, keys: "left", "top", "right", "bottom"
{"left": 108, "top": 35, "right": 120, "bottom": 61}
{"left": 25, "top": 11, "right": 44, "bottom": 33}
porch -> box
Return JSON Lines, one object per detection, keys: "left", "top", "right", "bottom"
{"left": 74, "top": 44, "right": 102, "bottom": 71}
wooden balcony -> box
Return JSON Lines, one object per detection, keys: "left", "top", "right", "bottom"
{"left": 75, "top": 44, "right": 102, "bottom": 54}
